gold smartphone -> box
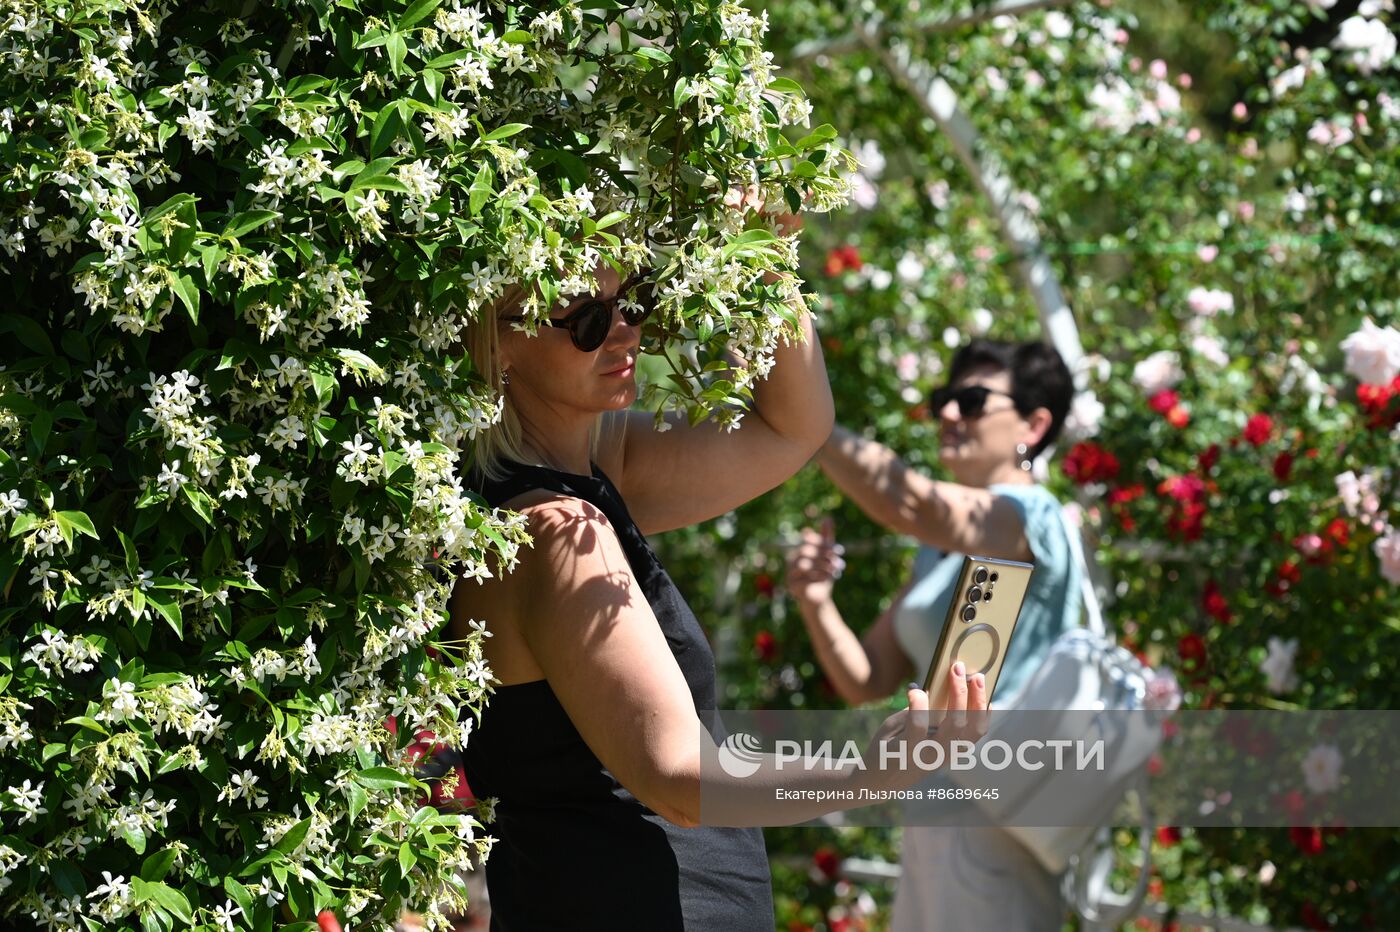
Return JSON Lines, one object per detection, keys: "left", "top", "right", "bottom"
{"left": 921, "top": 555, "right": 1035, "bottom": 709}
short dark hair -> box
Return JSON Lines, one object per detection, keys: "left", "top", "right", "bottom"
{"left": 947, "top": 339, "right": 1073, "bottom": 461}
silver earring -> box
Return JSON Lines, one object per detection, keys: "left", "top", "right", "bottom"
{"left": 1016, "top": 443, "right": 1032, "bottom": 472}
{"left": 501, "top": 370, "right": 510, "bottom": 387}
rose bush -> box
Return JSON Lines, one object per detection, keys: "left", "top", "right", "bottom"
{"left": 0, "top": 0, "right": 845, "bottom": 928}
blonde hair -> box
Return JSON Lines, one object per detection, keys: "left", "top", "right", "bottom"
{"left": 463, "top": 285, "right": 614, "bottom": 482}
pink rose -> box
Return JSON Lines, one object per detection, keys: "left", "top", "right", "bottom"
{"left": 1150, "top": 59, "right": 1168, "bottom": 79}
{"left": 1196, "top": 244, "right": 1218, "bottom": 262}
{"left": 1376, "top": 528, "right": 1400, "bottom": 585}
{"left": 1232, "top": 102, "right": 1248, "bottom": 121}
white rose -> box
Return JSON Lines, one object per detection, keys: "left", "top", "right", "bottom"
{"left": 1300, "top": 743, "right": 1343, "bottom": 795}
{"left": 1064, "top": 391, "right": 1105, "bottom": 440}
{"left": 1340, "top": 317, "right": 1400, "bottom": 385}
{"left": 1260, "top": 637, "right": 1299, "bottom": 694}
{"left": 1333, "top": 16, "right": 1397, "bottom": 74}
{"left": 1132, "top": 350, "right": 1183, "bottom": 395}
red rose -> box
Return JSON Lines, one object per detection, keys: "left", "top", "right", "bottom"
{"left": 1166, "top": 405, "right": 1190, "bottom": 429}
{"left": 813, "top": 846, "right": 842, "bottom": 880}
{"left": 1178, "top": 632, "right": 1207, "bottom": 670}
{"left": 1198, "top": 443, "right": 1221, "bottom": 473}
{"left": 1148, "top": 389, "right": 1179, "bottom": 414}
{"left": 1146, "top": 754, "right": 1164, "bottom": 776}
{"left": 840, "top": 245, "right": 863, "bottom": 271}
{"left": 754, "top": 572, "right": 775, "bottom": 598}
{"left": 1243, "top": 413, "right": 1274, "bottom": 447}
{"left": 1158, "top": 474, "right": 1206, "bottom": 503}
{"left": 823, "top": 252, "right": 844, "bottom": 278}
{"left": 1155, "top": 825, "right": 1181, "bottom": 847}
{"left": 1325, "top": 517, "right": 1350, "bottom": 548}
{"left": 1064, "top": 442, "right": 1120, "bottom": 485}
{"left": 754, "top": 631, "right": 778, "bottom": 663}
{"left": 1272, "top": 451, "right": 1294, "bottom": 482}
{"left": 1290, "top": 826, "right": 1325, "bottom": 857}
{"left": 1202, "top": 579, "right": 1232, "bottom": 624}
{"left": 1108, "top": 484, "right": 1145, "bottom": 505}
{"left": 1166, "top": 500, "right": 1207, "bottom": 541}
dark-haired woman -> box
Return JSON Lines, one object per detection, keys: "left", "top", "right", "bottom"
{"left": 787, "top": 339, "right": 1081, "bottom": 930}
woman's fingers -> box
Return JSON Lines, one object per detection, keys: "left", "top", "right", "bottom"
{"left": 947, "top": 661, "right": 969, "bottom": 729}
{"left": 966, "top": 672, "right": 989, "bottom": 737}
{"left": 905, "top": 683, "right": 931, "bottom": 741}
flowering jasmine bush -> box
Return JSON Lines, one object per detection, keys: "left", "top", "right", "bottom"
{"left": 0, "top": 0, "right": 843, "bottom": 927}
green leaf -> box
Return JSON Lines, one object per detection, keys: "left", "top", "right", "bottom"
{"left": 347, "top": 779, "right": 368, "bottom": 821}
{"left": 370, "top": 104, "right": 405, "bottom": 159}
{"left": 147, "top": 882, "right": 193, "bottom": 924}
{"left": 224, "top": 877, "right": 254, "bottom": 917}
{"left": 274, "top": 818, "right": 312, "bottom": 854}
{"left": 55, "top": 510, "right": 99, "bottom": 542}
{"left": 794, "top": 124, "right": 838, "bottom": 150}
{"left": 141, "top": 848, "right": 179, "bottom": 883}
{"left": 181, "top": 485, "right": 215, "bottom": 527}
{"left": 386, "top": 32, "right": 408, "bottom": 75}
{"left": 0, "top": 313, "right": 55, "bottom": 355}
{"left": 66, "top": 716, "right": 109, "bottom": 736}
{"left": 482, "top": 123, "right": 529, "bottom": 143}
{"left": 121, "top": 825, "right": 148, "bottom": 854}
{"left": 149, "top": 591, "right": 183, "bottom": 638}
{"left": 354, "top": 766, "right": 414, "bottom": 790}
{"left": 171, "top": 273, "right": 200, "bottom": 323}
{"left": 399, "top": 0, "right": 443, "bottom": 29}
{"left": 118, "top": 529, "right": 139, "bottom": 574}
{"left": 398, "top": 842, "right": 416, "bottom": 875}
{"left": 223, "top": 210, "right": 281, "bottom": 239}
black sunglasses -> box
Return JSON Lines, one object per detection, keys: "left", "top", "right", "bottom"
{"left": 928, "top": 384, "right": 1019, "bottom": 419}
{"left": 501, "top": 270, "right": 657, "bottom": 352}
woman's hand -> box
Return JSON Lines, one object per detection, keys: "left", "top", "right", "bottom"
{"left": 785, "top": 518, "right": 845, "bottom": 607}
{"left": 865, "top": 666, "right": 991, "bottom": 792}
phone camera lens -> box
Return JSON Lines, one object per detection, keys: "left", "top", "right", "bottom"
{"left": 983, "top": 590, "right": 994, "bottom": 603}
{"left": 966, "top": 586, "right": 982, "bottom": 603}
{"left": 961, "top": 604, "right": 977, "bottom": 622}
{"left": 974, "top": 567, "right": 989, "bottom": 585}
{"left": 990, "top": 572, "right": 1000, "bottom": 583}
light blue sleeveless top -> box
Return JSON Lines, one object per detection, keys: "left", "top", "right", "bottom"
{"left": 893, "top": 483, "right": 1081, "bottom": 703}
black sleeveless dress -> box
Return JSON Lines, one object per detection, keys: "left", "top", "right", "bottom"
{"left": 461, "top": 461, "right": 773, "bottom": 930}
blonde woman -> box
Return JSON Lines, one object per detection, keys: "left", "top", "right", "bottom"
{"left": 447, "top": 232, "right": 987, "bottom": 929}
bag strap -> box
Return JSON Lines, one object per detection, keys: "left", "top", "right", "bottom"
{"left": 1058, "top": 505, "right": 1106, "bottom": 639}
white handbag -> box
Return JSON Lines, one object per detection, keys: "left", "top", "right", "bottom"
{"left": 962, "top": 508, "right": 1167, "bottom": 923}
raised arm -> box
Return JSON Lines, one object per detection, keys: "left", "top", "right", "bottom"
{"left": 597, "top": 220, "right": 835, "bottom": 536}
{"left": 512, "top": 497, "right": 981, "bottom": 828}
{"left": 816, "top": 425, "right": 1032, "bottom": 562}
{"left": 786, "top": 523, "right": 917, "bottom": 705}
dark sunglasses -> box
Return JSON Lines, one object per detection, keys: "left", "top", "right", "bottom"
{"left": 501, "top": 270, "right": 657, "bottom": 352}
{"left": 928, "top": 384, "right": 1019, "bottom": 419}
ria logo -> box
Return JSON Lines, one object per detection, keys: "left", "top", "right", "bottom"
{"left": 717, "top": 732, "right": 764, "bottom": 778}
